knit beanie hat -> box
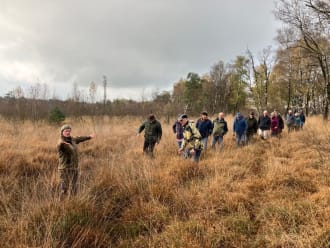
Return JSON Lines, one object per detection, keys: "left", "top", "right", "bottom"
{"left": 178, "top": 114, "right": 188, "bottom": 121}
{"left": 60, "top": 124, "right": 71, "bottom": 134}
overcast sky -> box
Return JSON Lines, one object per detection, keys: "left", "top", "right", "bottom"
{"left": 0, "top": 0, "right": 280, "bottom": 101}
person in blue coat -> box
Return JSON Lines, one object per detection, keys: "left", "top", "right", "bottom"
{"left": 233, "top": 112, "right": 247, "bottom": 147}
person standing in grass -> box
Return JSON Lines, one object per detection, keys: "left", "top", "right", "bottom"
{"left": 258, "top": 110, "right": 271, "bottom": 139}
{"left": 178, "top": 114, "right": 203, "bottom": 163}
{"left": 245, "top": 111, "right": 258, "bottom": 144}
{"left": 274, "top": 109, "right": 284, "bottom": 134}
{"left": 137, "top": 114, "right": 162, "bottom": 158}
{"left": 286, "top": 110, "right": 295, "bottom": 133}
{"left": 233, "top": 112, "right": 247, "bottom": 147}
{"left": 57, "top": 124, "right": 95, "bottom": 200}
{"left": 211, "top": 112, "right": 228, "bottom": 151}
{"left": 299, "top": 110, "right": 306, "bottom": 129}
{"left": 270, "top": 111, "right": 280, "bottom": 137}
{"left": 196, "top": 111, "right": 213, "bottom": 150}
{"left": 294, "top": 112, "right": 302, "bottom": 131}
{"left": 172, "top": 114, "right": 184, "bottom": 149}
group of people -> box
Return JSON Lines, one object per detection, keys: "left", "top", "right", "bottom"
{"left": 172, "top": 109, "right": 306, "bottom": 162}
{"left": 172, "top": 112, "right": 228, "bottom": 162}
{"left": 233, "top": 109, "right": 305, "bottom": 146}
{"left": 57, "top": 109, "right": 306, "bottom": 199}
{"left": 137, "top": 109, "right": 306, "bottom": 163}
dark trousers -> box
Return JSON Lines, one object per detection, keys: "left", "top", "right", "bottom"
{"left": 193, "top": 149, "right": 202, "bottom": 163}
{"left": 246, "top": 132, "right": 254, "bottom": 144}
{"left": 143, "top": 139, "right": 157, "bottom": 157}
{"left": 184, "top": 148, "right": 202, "bottom": 163}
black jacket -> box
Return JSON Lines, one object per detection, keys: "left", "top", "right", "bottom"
{"left": 258, "top": 115, "right": 271, "bottom": 130}
{"left": 246, "top": 117, "right": 258, "bottom": 134}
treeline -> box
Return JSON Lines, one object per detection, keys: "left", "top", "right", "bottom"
{"left": 0, "top": 96, "right": 161, "bottom": 122}
{"left": 1, "top": 0, "right": 329, "bottom": 121}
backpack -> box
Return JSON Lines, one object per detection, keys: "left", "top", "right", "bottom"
{"left": 213, "top": 119, "right": 226, "bottom": 136}
{"left": 183, "top": 122, "right": 203, "bottom": 150}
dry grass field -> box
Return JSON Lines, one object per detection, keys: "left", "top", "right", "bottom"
{"left": 0, "top": 115, "right": 330, "bottom": 247}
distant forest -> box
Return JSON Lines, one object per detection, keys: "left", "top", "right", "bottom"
{"left": 1, "top": 0, "right": 329, "bottom": 121}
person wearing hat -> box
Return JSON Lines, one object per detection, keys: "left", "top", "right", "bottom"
{"left": 178, "top": 114, "right": 203, "bottom": 162}
{"left": 57, "top": 124, "right": 95, "bottom": 200}
{"left": 196, "top": 111, "right": 213, "bottom": 150}
{"left": 245, "top": 111, "right": 258, "bottom": 144}
{"left": 233, "top": 112, "right": 247, "bottom": 147}
{"left": 137, "top": 114, "right": 162, "bottom": 158}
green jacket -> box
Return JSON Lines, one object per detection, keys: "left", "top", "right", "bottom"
{"left": 212, "top": 118, "right": 228, "bottom": 137}
{"left": 181, "top": 121, "right": 203, "bottom": 150}
{"left": 138, "top": 119, "right": 162, "bottom": 142}
{"left": 57, "top": 135, "right": 91, "bottom": 170}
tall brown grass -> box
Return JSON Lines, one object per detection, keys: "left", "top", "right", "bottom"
{"left": 0, "top": 115, "right": 329, "bottom": 247}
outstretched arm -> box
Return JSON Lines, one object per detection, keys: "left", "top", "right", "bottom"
{"left": 75, "top": 134, "right": 94, "bottom": 144}
{"left": 137, "top": 122, "right": 146, "bottom": 135}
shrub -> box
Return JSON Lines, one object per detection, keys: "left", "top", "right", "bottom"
{"left": 48, "top": 107, "right": 65, "bottom": 124}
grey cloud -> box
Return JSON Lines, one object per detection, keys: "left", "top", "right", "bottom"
{"left": 0, "top": 0, "right": 279, "bottom": 99}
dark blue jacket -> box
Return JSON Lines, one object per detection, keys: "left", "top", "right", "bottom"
{"left": 196, "top": 118, "right": 213, "bottom": 138}
{"left": 300, "top": 113, "right": 306, "bottom": 123}
{"left": 233, "top": 116, "right": 247, "bottom": 135}
{"left": 258, "top": 115, "right": 271, "bottom": 130}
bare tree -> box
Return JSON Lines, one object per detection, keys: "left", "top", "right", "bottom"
{"left": 89, "top": 81, "right": 97, "bottom": 104}
{"left": 28, "top": 83, "right": 41, "bottom": 122}
{"left": 40, "top": 83, "right": 49, "bottom": 100}
{"left": 72, "top": 82, "right": 81, "bottom": 102}
{"left": 305, "top": 0, "right": 330, "bottom": 21}
{"left": 209, "top": 61, "right": 230, "bottom": 113}
{"left": 102, "top": 75, "right": 107, "bottom": 114}
{"left": 247, "top": 47, "right": 275, "bottom": 111}
{"left": 275, "top": 0, "right": 330, "bottom": 118}
{"left": 13, "top": 86, "right": 25, "bottom": 121}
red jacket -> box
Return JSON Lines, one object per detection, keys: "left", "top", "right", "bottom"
{"left": 270, "top": 116, "right": 279, "bottom": 135}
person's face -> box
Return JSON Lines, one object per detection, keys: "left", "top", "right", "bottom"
{"left": 62, "top": 129, "right": 71, "bottom": 137}
{"left": 201, "top": 114, "right": 207, "bottom": 120}
{"left": 250, "top": 114, "right": 254, "bottom": 118}
{"left": 219, "top": 113, "right": 224, "bottom": 119}
{"left": 180, "top": 118, "right": 188, "bottom": 125}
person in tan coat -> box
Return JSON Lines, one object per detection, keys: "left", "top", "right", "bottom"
{"left": 178, "top": 114, "right": 203, "bottom": 163}
{"left": 57, "top": 124, "right": 95, "bottom": 199}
